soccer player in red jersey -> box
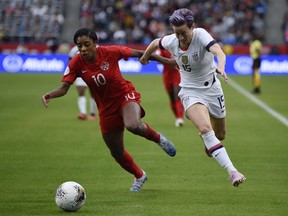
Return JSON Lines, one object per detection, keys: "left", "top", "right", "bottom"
{"left": 156, "top": 48, "right": 184, "bottom": 127}
{"left": 41, "top": 28, "right": 176, "bottom": 191}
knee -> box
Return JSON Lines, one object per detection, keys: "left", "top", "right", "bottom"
{"left": 199, "top": 126, "right": 212, "bottom": 135}
{"left": 200, "top": 128, "right": 226, "bottom": 141}
{"left": 125, "top": 121, "right": 142, "bottom": 134}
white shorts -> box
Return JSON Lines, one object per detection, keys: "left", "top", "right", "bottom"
{"left": 75, "top": 77, "right": 87, "bottom": 87}
{"left": 178, "top": 78, "right": 226, "bottom": 118}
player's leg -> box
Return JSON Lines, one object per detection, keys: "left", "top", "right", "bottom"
{"left": 186, "top": 103, "right": 213, "bottom": 134}
{"left": 253, "top": 67, "right": 261, "bottom": 93}
{"left": 102, "top": 131, "right": 143, "bottom": 178}
{"left": 76, "top": 85, "right": 87, "bottom": 120}
{"left": 88, "top": 89, "right": 97, "bottom": 120}
{"left": 210, "top": 116, "right": 226, "bottom": 141}
{"left": 210, "top": 116, "right": 246, "bottom": 186}
{"left": 252, "top": 59, "right": 261, "bottom": 94}
{"left": 186, "top": 104, "right": 245, "bottom": 186}
{"left": 122, "top": 101, "right": 176, "bottom": 156}
{"left": 102, "top": 131, "right": 147, "bottom": 191}
{"left": 168, "top": 84, "right": 184, "bottom": 127}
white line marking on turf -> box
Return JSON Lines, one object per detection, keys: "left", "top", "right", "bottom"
{"left": 228, "top": 78, "right": 288, "bottom": 127}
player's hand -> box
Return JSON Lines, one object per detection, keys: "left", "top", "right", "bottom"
{"left": 167, "top": 58, "right": 177, "bottom": 67}
{"left": 42, "top": 93, "right": 51, "bottom": 108}
{"left": 139, "top": 56, "right": 149, "bottom": 65}
{"left": 216, "top": 68, "right": 228, "bottom": 83}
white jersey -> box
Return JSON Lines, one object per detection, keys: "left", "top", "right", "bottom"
{"left": 160, "top": 28, "right": 217, "bottom": 89}
{"left": 69, "top": 45, "right": 79, "bottom": 59}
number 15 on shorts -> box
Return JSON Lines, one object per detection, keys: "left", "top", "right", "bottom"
{"left": 217, "top": 95, "right": 225, "bottom": 109}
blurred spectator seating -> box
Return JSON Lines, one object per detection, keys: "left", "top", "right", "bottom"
{"left": 79, "top": 0, "right": 267, "bottom": 45}
{"left": 0, "top": 0, "right": 64, "bottom": 43}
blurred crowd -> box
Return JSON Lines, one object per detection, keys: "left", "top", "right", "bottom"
{"left": 282, "top": 10, "right": 288, "bottom": 44}
{"left": 3, "top": 0, "right": 288, "bottom": 46}
{"left": 80, "top": 0, "right": 267, "bottom": 45}
{"left": 0, "top": 0, "right": 64, "bottom": 44}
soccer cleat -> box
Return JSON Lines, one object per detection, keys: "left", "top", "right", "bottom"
{"left": 158, "top": 133, "right": 176, "bottom": 157}
{"left": 175, "top": 118, "right": 184, "bottom": 127}
{"left": 78, "top": 113, "right": 87, "bottom": 120}
{"left": 88, "top": 114, "right": 96, "bottom": 121}
{"left": 130, "top": 170, "right": 147, "bottom": 192}
{"left": 229, "top": 171, "right": 246, "bottom": 187}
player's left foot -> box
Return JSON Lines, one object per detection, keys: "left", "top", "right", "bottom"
{"left": 158, "top": 133, "right": 176, "bottom": 157}
{"left": 88, "top": 114, "right": 96, "bottom": 121}
{"left": 229, "top": 171, "right": 246, "bottom": 187}
{"left": 130, "top": 170, "right": 147, "bottom": 192}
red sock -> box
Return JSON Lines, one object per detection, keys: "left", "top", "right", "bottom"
{"left": 170, "top": 99, "right": 184, "bottom": 119}
{"left": 115, "top": 150, "right": 143, "bottom": 178}
{"left": 170, "top": 101, "right": 177, "bottom": 117}
{"left": 143, "top": 123, "right": 160, "bottom": 143}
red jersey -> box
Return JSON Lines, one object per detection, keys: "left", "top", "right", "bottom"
{"left": 62, "top": 45, "right": 139, "bottom": 116}
{"left": 158, "top": 49, "right": 180, "bottom": 92}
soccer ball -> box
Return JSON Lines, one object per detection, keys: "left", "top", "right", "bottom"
{"left": 55, "top": 181, "right": 86, "bottom": 212}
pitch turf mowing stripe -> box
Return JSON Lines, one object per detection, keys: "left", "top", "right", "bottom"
{"left": 228, "top": 78, "right": 288, "bottom": 127}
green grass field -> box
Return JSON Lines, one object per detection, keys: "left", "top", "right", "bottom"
{"left": 0, "top": 73, "right": 287, "bottom": 216}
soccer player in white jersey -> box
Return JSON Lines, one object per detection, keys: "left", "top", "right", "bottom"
{"left": 69, "top": 45, "right": 97, "bottom": 120}
{"left": 139, "top": 8, "right": 246, "bottom": 187}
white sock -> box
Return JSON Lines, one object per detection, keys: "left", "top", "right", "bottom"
{"left": 202, "top": 131, "right": 237, "bottom": 174}
{"left": 78, "top": 96, "right": 86, "bottom": 115}
{"left": 90, "top": 98, "right": 97, "bottom": 115}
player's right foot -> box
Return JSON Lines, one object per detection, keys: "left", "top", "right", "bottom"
{"left": 229, "top": 171, "right": 246, "bottom": 187}
{"left": 158, "top": 133, "right": 176, "bottom": 157}
{"left": 175, "top": 118, "right": 184, "bottom": 127}
{"left": 78, "top": 113, "right": 87, "bottom": 120}
{"left": 88, "top": 114, "right": 96, "bottom": 121}
{"left": 130, "top": 170, "right": 147, "bottom": 192}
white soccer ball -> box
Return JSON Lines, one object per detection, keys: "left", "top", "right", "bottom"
{"left": 55, "top": 181, "right": 86, "bottom": 212}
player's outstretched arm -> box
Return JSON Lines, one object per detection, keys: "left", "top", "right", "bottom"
{"left": 149, "top": 53, "right": 176, "bottom": 66}
{"left": 131, "top": 48, "right": 176, "bottom": 66}
{"left": 139, "top": 38, "right": 161, "bottom": 64}
{"left": 209, "top": 43, "right": 228, "bottom": 82}
{"left": 42, "top": 82, "right": 71, "bottom": 108}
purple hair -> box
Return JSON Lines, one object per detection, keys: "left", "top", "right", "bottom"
{"left": 169, "top": 8, "right": 194, "bottom": 28}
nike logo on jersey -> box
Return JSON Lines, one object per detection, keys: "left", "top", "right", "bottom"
{"left": 81, "top": 70, "right": 88, "bottom": 73}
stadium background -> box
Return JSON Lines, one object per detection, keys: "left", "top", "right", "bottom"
{"left": 0, "top": 0, "right": 287, "bottom": 76}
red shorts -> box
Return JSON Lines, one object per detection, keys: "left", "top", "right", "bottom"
{"left": 99, "top": 91, "right": 145, "bottom": 133}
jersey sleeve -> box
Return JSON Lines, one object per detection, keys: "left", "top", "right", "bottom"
{"left": 197, "top": 28, "right": 216, "bottom": 51}
{"left": 62, "top": 57, "right": 78, "bottom": 83}
{"left": 108, "top": 45, "right": 132, "bottom": 61}
{"left": 159, "top": 34, "right": 176, "bottom": 51}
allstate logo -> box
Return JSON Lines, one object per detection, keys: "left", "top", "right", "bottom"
{"left": 234, "top": 56, "right": 252, "bottom": 75}
{"left": 157, "top": 64, "right": 164, "bottom": 72}
{"left": 3, "top": 54, "right": 23, "bottom": 72}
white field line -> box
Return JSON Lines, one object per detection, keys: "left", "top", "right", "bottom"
{"left": 228, "top": 78, "right": 288, "bottom": 127}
